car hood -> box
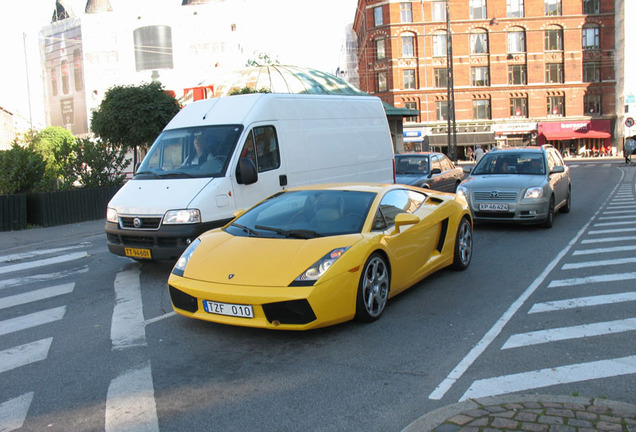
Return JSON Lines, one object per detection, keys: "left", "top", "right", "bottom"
{"left": 461, "top": 174, "right": 545, "bottom": 190}
{"left": 183, "top": 230, "right": 363, "bottom": 287}
{"left": 396, "top": 174, "right": 428, "bottom": 186}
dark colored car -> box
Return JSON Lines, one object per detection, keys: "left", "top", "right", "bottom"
{"left": 395, "top": 152, "right": 465, "bottom": 193}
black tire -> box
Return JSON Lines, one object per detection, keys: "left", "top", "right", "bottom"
{"left": 561, "top": 186, "right": 571, "bottom": 213}
{"left": 452, "top": 217, "right": 473, "bottom": 270}
{"left": 542, "top": 196, "right": 555, "bottom": 228}
{"left": 354, "top": 253, "right": 390, "bottom": 322}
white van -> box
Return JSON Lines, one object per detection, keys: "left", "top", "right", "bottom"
{"left": 105, "top": 93, "right": 395, "bottom": 260}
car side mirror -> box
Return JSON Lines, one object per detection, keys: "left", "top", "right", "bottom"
{"left": 393, "top": 213, "right": 420, "bottom": 233}
{"left": 550, "top": 165, "right": 565, "bottom": 174}
{"left": 237, "top": 158, "right": 258, "bottom": 185}
{"left": 463, "top": 166, "right": 472, "bottom": 174}
{"left": 429, "top": 168, "right": 442, "bottom": 177}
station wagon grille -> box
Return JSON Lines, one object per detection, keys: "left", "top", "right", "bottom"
{"left": 473, "top": 191, "right": 518, "bottom": 201}
{"left": 119, "top": 216, "right": 162, "bottom": 230}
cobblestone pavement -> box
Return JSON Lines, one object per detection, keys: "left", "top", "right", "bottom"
{"left": 402, "top": 395, "right": 636, "bottom": 432}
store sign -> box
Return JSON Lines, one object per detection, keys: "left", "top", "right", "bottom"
{"left": 404, "top": 130, "right": 422, "bottom": 137}
{"left": 492, "top": 122, "right": 537, "bottom": 134}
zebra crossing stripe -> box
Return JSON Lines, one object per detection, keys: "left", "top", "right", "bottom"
{"left": 0, "top": 306, "right": 66, "bottom": 337}
{"left": 501, "top": 318, "right": 636, "bottom": 350}
{"left": 0, "top": 252, "right": 88, "bottom": 275}
{"left": 0, "top": 244, "right": 87, "bottom": 263}
{"left": 0, "top": 338, "right": 53, "bottom": 374}
{"left": 548, "top": 272, "right": 636, "bottom": 288}
{"left": 0, "top": 392, "right": 33, "bottom": 432}
{"left": 460, "top": 355, "right": 636, "bottom": 401}
{"left": 0, "top": 283, "right": 74, "bottom": 310}
{"left": 562, "top": 256, "right": 636, "bottom": 270}
{"left": 529, "top": 292, "right": 636, "bottom": 313}
{"left": 581, "top": 235, "right": 636, "bottom": 244}
{"left": 572, "top": 245, "right": 636, "bottom": 255}
{"left": 111, "top": 268, "right": 146, "bottom": 350}
{"left": 0, "top": 267, "right": 88, "bottom": 291}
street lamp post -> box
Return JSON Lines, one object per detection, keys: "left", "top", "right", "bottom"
{"left": 445, "top": 0, "right": 458, "bottom": 161}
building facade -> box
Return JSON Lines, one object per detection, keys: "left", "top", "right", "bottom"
{"left": 353, "top": 0, "right": 617, "bottom": 159}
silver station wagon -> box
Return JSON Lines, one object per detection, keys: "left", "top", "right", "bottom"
{"left": 456, "top": 145, "right": 571, "bottom": 228}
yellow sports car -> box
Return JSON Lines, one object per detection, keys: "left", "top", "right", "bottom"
{"left": 168, "top": 183, "right": 473, "bottom": 330}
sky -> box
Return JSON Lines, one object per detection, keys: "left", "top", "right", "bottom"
{"left": 0, "top": 0, "right": 358, "bottom": 130}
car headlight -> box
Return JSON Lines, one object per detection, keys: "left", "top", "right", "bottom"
{"left": 163, "top": 209, "right": 201, "bottom": 224}
{"left": 524, "top": 187, "right": 544, "bottom": 199}
{"left": 172, "top": 238, "right": 201, "bottom": 276}
{"left": 106, "top": 207, "right": 118, "bottom": 223}
{"left": 295, "top": 247, "right": 350, "bottom": 282}
{"left": 456, "top": 186, "right": 468, "bottom": 199}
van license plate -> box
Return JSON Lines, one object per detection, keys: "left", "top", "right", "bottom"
{"left": 124, "top": 247, "right": 152, "bottom": 259}
{"left": 203, "top": 300, "right": 254, "bottom": 318}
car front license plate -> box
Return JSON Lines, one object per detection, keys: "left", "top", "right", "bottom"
{"left": 479, "top": 203, "right": 509, "bottom": 212}
{"left": 203, "top": 300, "right": 254, "bottom": 318}
{"left": 124, "top": 247, "right": 152, "bottom": 259}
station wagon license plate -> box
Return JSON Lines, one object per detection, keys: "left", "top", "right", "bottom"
{"left": 124, "top": 247, "right": 152, "bottom": 259}
{"left": 203, "top": 300, "right": 254, "bottom": 318}
{"left": 479, "top": 203, "right": 509, "bottom": 212}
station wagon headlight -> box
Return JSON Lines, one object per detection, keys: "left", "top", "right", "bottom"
{"left": 163, "top": 209, "right": 201, "bottom": 224}
{"left": 172, "top": 238, "right": 201, "bottom": 276}
{"left": 295, "top": 247, "right": 350, "bottom": 283}
{"left": 106, "top": 207, "right": 118, "bottom": 223}
{"left": 524, "top": 187, "right": 544, "bottom": 199}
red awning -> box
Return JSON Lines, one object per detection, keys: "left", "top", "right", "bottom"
{"left": 542, "top": 130, "right": 611, "bottom": 140}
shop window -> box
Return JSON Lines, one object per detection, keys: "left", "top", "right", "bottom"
{"left": 583, "top": 0, "right": 599, "bottom": 14}
{"left": 510, "top": 97, "right": 528, "bottom": 117}
{"left": 507, "top": 28, "right": 526, "bottom": 53}
{"left": 473, "top": 99, "right": 491, "bottom": 120}
{"left": 544, "top": 26, "right": 563, "bottom": 51}
{"left": 545, "top": 63, "right": 564, "bottom": 84}
{"left": 472, "top": 67, "right": 490, "bottom": 86}
{"left": 403, "top": 69, "right": 416, "bottom": 89}
{"left": 404, "top": 102, "right": 418, "bottom": 122}
{"left": 433, "top": 31, "right": 447, "bottom": 57}
{"left": 584, "top": 94, "right": 601, "bottom": 115}
{"left": 509, "top": 64, "right": 527, "bottom": 85}
{"left": 436, "top": 100, "right": 449, "bottom": 121}
{"left": 434, "top": 68, "right": 448, "bottom": 88}
{"left": 470, "top": 30, "right": 489, "bottom": 55}
{"left": 374, "top": 6, "right": 383, "bottom": 27}
{"left": 378, "top": 72, "right": 387, "bottom": 92}
{"left": 431, "top": 1, "right": 446, "bottom": 21}
{"left": 583, "top": 62, "right": 601, "bottom": 82}
{"left": 582, "top": 25, "right": 600, "bottom": 50}
{"left": 470, "top": 0, "right": 487, "bottom": 19}
{"left": 376, "top": 39, "right": 386, "bottom": 60}
{"left": 547, "top": 96, "right": 565, "bottom": 116}
{"left": 545, "top": 0, "right": 561, "bottom": 16}
{"left": 507, "top": 0, "right": 524, "bottom": 17}
{"left": 400, "top": 2, "right": 413, "bottom": 23}
{"left": 402, "top": 34, "right": 415, "bottom": 57}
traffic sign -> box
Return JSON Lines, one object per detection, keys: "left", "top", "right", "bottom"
{"left": 626, "top": 117, "right": 635, "bottom": 127}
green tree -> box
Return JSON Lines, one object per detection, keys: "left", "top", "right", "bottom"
{"left": 0, "top": 144, "right": 47, "bottom": 194}
{"left": 58, "top": 138, "right": 128, "bottom": 188}
{"left": 30, "top": 126, "right": 76, "bottom": 190}
{"left": 90, "top": 82, "right": 181, "bottom": 166}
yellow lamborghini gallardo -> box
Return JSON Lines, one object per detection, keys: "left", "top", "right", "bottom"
{"left": 168, "top": 183, "right": 473, "bottom": 330}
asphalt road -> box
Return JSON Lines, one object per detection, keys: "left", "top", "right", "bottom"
{"left": 0, "top": 159, "right": 634, "bottom": 432}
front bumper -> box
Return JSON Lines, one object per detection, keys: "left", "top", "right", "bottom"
{"left": 469, "top": 197, "right": 550, "bottom": 224}
{"left": 105, "top": 219, "right": 230, "bottom": 261}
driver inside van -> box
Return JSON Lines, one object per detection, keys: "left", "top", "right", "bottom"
{"left": 184, "top": 133, "right": 210, "bottom": 165}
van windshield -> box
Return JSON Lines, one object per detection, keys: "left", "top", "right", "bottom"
{"left": 135, "top": 125, "right": 243, "bottom": 179}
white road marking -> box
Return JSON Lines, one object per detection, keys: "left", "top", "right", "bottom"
{"left": 0, "top": 392, "right": 33, "bottom": 432}
{"left": 105, "top": 362, "right": 159, "bottom": 432}
{"left": 582, "top": 236, "right": 636, "bottom": 244}
{"left": 0, "top": 244, "right": 87, "bottom": 263}
{"left": 598, "top": 215, "right": 636, "bottom": 220}
{"left": 144, "top": 311, "right": 176, "bottom": 325}
{"left": 593, "top": 221, "right": 636, "bottom": 227}
{"left": 0, "top": 338, "right": 53, "bottom": 374}
{"left": 460, "top": 355, "right": 636, "bottom": 401}
{"left": 0, "top": 283, "right": 74, "bottom": 310}
{"left": 0, "top": 252, "right": 88, "bottom": 275}
{"left": 562, "top": 257, "right": 636, "bottom": 270}
{"left": 529, "top": 292, "right": 636, "bottom": 313}
{"left": 0, "top": 307, "right": 66, "bottom": 337}
{"left": 111, "top": 268, "right": 146, "bottom": 350}
{"left": 573, "top": 245, "right": 636, "bottom": 255}
{"left": 548, "top": 272, "right": 636, "bottom": 288}
{"left": 0, "top": 266, "right": 88, "bottom": 291}
{"left": 588, "top": 227, "right": 636, "bottom": 235}
{"left": 501, "top": 318, "right": 636, "bottom": 349}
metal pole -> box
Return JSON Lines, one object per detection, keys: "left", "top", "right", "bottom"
{"left": 445, "top": 0, "right": 457, "bottom": 161}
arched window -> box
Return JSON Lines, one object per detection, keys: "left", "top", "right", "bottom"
{"left": 544, "top": 25, "right": 563, "bottom": 51}
{"left": 470, "top": 29, "right": 489, "bottom": 55}
{"left": 507, "top": 27, "right": 526, "bottom": 53}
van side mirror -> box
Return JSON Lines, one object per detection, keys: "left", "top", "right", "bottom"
{"left": 237, "top": 158, "right": 258, "bottom": 185}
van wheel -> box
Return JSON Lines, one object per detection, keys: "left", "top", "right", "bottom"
{"left": 355, "top": 253, "right": 390, "bottom": 322}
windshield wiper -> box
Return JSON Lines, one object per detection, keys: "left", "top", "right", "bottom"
{"left": 134, "top": 170, "right": 160, "bottom": 178}
{"left": 255, "top": 225, "right": 324, "bottom": 239}
{"left": 157, "top": 172, "right": 196, "bottom": 178}
{"left": 231, "top": 223, "right": 261, "bottom": 237}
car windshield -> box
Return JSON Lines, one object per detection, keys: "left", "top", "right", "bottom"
{"left": 226, "top": 190, "right": 377, "bottom": 238}
{"left": 472, "top": 152, "right": 545, "bottom": 175}
{"left": 396, "top": 155, "right": 429, "bottom": 174}
{"left": 135, "top": 125, "right": 243, "bottom": 179}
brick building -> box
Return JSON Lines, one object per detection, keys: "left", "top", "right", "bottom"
{"left": 353, "top": 0, "right": 617, "bottom": 159}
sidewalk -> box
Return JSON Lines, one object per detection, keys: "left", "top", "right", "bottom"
{"left": 402, "top": 395, "right": 636, "bottom": 432}
{"left": 0, "top": 218, "right": 106, "bottom": 252}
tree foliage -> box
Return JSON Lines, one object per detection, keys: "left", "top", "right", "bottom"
{"left": 0, "top": 143, "right": 47, "bottom": 195}
{"left": 55, "top": 138, "right": 128, "bottom": 189}
{"left": 90, "top": 81, "right": 181, "bottom": 150}
{"left": 29, "top": 126, "right": 76, "bottom": 190}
